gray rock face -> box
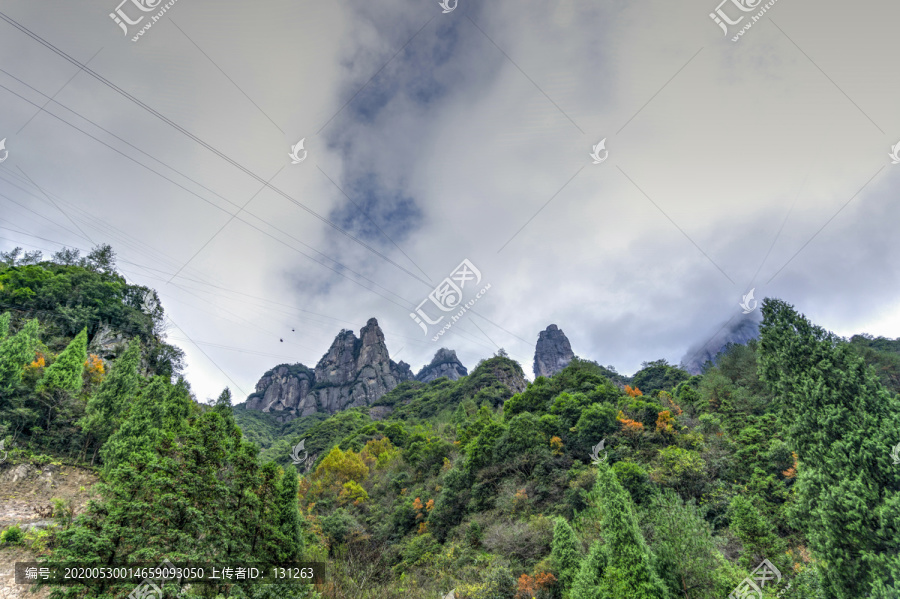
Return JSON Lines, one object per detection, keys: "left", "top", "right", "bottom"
{"left": 416, "top": 348, "right": 468, "bottom": 383}
{"left": 533, "top": 324, "right": 575, "bottom": 378}
{"left": 245, "top": 318, "right": 413, "bottom": 421}
{"left": 680, "top": 313, "right": 761, "bottom": 374}
{"left": 88, "top": 324, "right": 129, "bottom": 360}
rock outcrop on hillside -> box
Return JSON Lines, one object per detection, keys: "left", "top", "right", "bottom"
{"left": 416, "top": 348, "right": 468, "bottom": 383}
{"left": 680, "top": 313, "right": 761, "bottom": 374}
{"left": 533, "top": 324, "right": 575, "bottom": 378}
{"left": 245, "top": 318, "right": 412, "bottom": 421}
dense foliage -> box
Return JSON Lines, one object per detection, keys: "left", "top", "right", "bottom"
{"left": 1, "top": 252, "right": 899, "bottom": 598}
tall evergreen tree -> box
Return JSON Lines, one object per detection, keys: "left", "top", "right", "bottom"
{"left": 758, "top": 299, "right": 900, "bottom": 598}
{"left": 650, "top": 490, "right": 727, "bottom": 599}
{"left": 570, "top": 541, "right": 606, "bottom": 599}
{"left": 0, "top": 312, "right": 10, "bottom": 341}
{"left": 37, "top": 328, "right": 87, "bottom": 394}
{"left": 79, "top": 339, "right": 141, "bottom": 462}
{"left": 0, "top": 318, "right": 39, "bottom": 393}
{"left": 277, "top": 465, "right": 305, "bottom": 561}
{"left": 99, "top": 375, "right": 190, "bottom": 474}
{"left": 551, "top": 516, "right": 582, "bottom": 595}
{"left": 593, "top": 461, "right": 669, "bottom": 599}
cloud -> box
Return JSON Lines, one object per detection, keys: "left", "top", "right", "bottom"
{"left": 1, "top": 0, "right": 898, "bottom": 400}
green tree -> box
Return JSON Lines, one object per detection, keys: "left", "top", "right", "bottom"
{"left": 592, "top": 462, "right": 669, "bottom": 599}
{"left": 79, "top": 339, "right": 141, "bottom": 463}
{"left": 649, "top": 490, "right": 725, "bottom": 599}
{"left": 99, "top": 376, "right": 190, "bottom": 474}
{"left": 0, "top": 319, "right": 39, "bottom": 392}
{"left": 570, "top": 541, "right": 606, "bottom": 599}
{"left": 726, "top": 495, "right": 779, "bottom": 570}
{"left": 0, "top": 312, "right": 10, "bottom": 341}
{"left": 37, "top": 328, "right": 87, "bottom": 394}
{"left": 277, "top": 465, "right": 304, "bottom": 560}
{"left": 758, "top": 299, "right": 900, "bottom": 598}
{"left": 551, "top": 517, "right": 582, "bottom": 595}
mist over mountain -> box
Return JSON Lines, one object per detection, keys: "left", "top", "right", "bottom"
{"left": 680, "top": 313, "right": 763, "bottom": 374}
{"left": 2, "top": 252, "right": 900, "bottom": 599}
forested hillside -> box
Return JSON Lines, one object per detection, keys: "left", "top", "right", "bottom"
{"left": 1, "top": 249, "right": 899, "bottom": 598}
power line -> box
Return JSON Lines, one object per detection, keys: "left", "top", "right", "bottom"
{"left": 0, "top": 10, "right": 431, "bottom": 287}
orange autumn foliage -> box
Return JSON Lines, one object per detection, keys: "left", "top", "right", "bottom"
{"left": 656, "top": 410, "right": 676, "bottom": 435}
{"left": 783, "top": 451, "right": 799, "bottom": 478}
{"left": 26, "top": 353, "right": 46, "bottom": 370}
{"left": 516, "top": 571, "right": 557, "bottom": 598}
{"left": 84, "top": 354, "right": 105, "bottom": 385}
{"left": 624, "top": 385, "right": 643, "bottom": 397}
{"left": 617, "top": 410, "right": 644, "bottom": 435}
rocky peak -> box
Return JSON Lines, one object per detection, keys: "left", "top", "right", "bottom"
{"left": 315, "top": 329, "right": 362, "bottom": 385}
{"left": 416, "top": 348, "right": 468, "bottom": 383}
{"left": 246, "top": 318, "right": 413, "bottom": 421}
{"left": 533, "top": 324, "right": 575, "bottom": 378}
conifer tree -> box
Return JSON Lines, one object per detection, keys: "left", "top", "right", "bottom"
{"left": 0, "top": 318, "right": 39, "bottom": 392}
{"left": 570, "top": 541, "right": 606, "bottom": 599}
{"left": 551, "top": 516, "right": 582, "bottom": 595}
{"left": 99, "top": 375, "right": 190, "bottom": 473}
{"left": 758, "top": 299, "right": 900, "bottom": 598}
{"left": 37, "top": 328, "right": 87, "bottom": 394}
{"left": 649, "top": 490, "right": 725, "bottom": 599}
{"left": 593, "top": 461, "right": 669, "bottom": 599}
{"left": 277, "top": 465, "right": 305, "bottom": 561}
{"left": 0, "top": 312, "right": 10, "bottom": 341}
{"left": 726, "top": 495, "right": 780, "bottom": 570}
{"left": 79, "top": 339, "right": 141, "bottom": 461}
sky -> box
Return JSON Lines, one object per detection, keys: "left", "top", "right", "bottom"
{"left": 1, "top": 0, "right": 899, "bottom": 402}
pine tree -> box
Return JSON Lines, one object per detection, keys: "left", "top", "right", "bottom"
{"left": 551, "top": 516, "right": 582, "bottom": 595}
{"left": 99, "top": 375, "right": 190, "bottom": 473}
{"left": 37, "top": 328, "right": 87, "bottom": 394}
{"left": 593, "top": 461, "right": 669, "bottom": 599}
{"left": 649, "top": 490, "right": 725, "bottom": 599}
{"left": 277, "top": 465, "right": 305, "bottom": 561}
{"left": 570, "top": 541, "right": 606, "bottom": 599}
{"left": 726, "top": 495, "right": 780, "bottom": 570}
{"left": 758, "top": 299, "right": 900, "bottom": 598}
{"left": 79, "top": 339, "right": 141, "bottom": 462}
{"left": 0, "top": 312, "right": 10, "bottom": 342}
{"left": 0, "top": 318, "right": 39, "bottom": 392}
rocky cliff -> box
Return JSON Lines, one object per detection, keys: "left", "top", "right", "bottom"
{"left": 533, "top": 324, "right": 575, "bottom": 378}
{"left": 416, "top": 348, "right": 468, "bottom": 383}
{"left": 245, "top": 318, "right": 412, "bottom": 421}
{"left": 680, "top": 313, "right": 761, "bottom": 374}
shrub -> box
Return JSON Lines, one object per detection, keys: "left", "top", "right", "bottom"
{"left": 1, "top": 524, "right": 25, "bottom": 545}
